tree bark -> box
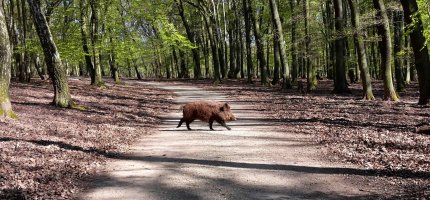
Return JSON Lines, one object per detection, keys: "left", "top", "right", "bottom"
{"left": 242, "top": 0, "right": 253, "bottom": 83}
{"left": 270, "top": 0, "right": 291, "bottom": 88}
{"left": 348, "top": 0, "right": 375, "bottom": 100}
{"left": 175, "top": 0, "right": 201, "bottom": 79}
{"left": 373, "top": 0, "right": 399, "bottom": 101}
{"left": 332, "top": 0, "right": 350, "bottom": 93}
{"left": 27, "top": 0, "right": 73, "bottom": 107}
{"left": 79, "top": 0, "right": 95, "bottom": 83}
{"left": 89, "top": 0, "right": 103, "bottom": 86}
{"left": 290, "top": 0, "right": 298, "bottom": 82}
{"left": 304, "top": 0, "right": 316, "bottom": 91}
{"left": 393, "top": 10, "right": 405, "bottom": 92}
{"left": 400, "top": 0, "right": 430, "bottom": 105}
{"left": 0, "top": 2, "right": 16, "bottom": 118}
{"left": 250, "top": 0, "right": 268, "bottom": 86}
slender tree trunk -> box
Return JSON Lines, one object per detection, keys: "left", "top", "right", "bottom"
{"left": 243, "top": 0, "right": 253, "bottom": 83}
{"left": 373, "top": 0, "right": 398, "bottom": 101}
{"left": 348, "top": 0, "right": 374, "bottom": 100}
{"left": 250, "top": 0, "right": 268, "bottom": 86}
{"left": 290, "top": 0, "right": 298, "bottom": 82}
{"left": 400, "top": 0, "right": 430, "bottom": 104}
{"left": 228, "top": 21, "right": 237, "bottom": 78}
{"left": 0, "top": 2, "right": 16, "bottom": 118}
{"left": 393, "top": 10, "right": 405, "bottom": 92}
{"left": 304, "top": 0, "right": 316, "bottom": 91}
{"left": 79, "top": 0, "right": 95, "bottom": 83}
{"left": 89, "top": 0, "right": 103, "bottom": 86}
{"left": 175, "top": 0, "right": 201, "bottom": 79}
{"left": 404, "top": 36, "right": 411, "bottom": 84}
{"left": 333, "top": 0, "right": 350, "bottom": 93}
{"left": 270, "top": 0, "right": 290, "bottom": 87}
{"left": 27, "top": 0, "right": 74, "bottom": 107}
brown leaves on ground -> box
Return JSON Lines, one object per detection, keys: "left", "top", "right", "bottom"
{"left": 0, "top": 79, "right": 174, "bottom": 199}
{"left": 190, "top": 79, "right": 430, "bottom": 199}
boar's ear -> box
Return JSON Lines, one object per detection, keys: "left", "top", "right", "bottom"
{"left": 223, "top": 103, "right": 230, "bottom": 110}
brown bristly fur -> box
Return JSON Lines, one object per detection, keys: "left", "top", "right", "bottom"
{"left": 177, "top": 101, "right": 236, "bottom": 131}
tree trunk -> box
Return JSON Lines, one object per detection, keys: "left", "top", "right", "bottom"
{"left": 400, "top": 0, "right": 430, "bottom": 105}
{"left": 27, "top": 0, "right": 73, "bottom": 108}
{"left": 175, "top": 0, "right": 201, "bottom": 79}
{"left": 270, "top": 0, "right": 291, "bottom": 88}
{"left": 242, "top": 0, "right": 253, "bottom": 83}
{"left": 79, "top": 0, "right": 95, "bottom": 83}
{"left": 290, "top": 0, "right": 298, "bottom": 82}
{"left": 348, "top": 0, "right": 375, "bottom": 100}
{"left": 89, "top": 0, "right": 103, "bottom": 86}
{"left": 393, "top": 10, "right": 405, "bottom": 92}
{"left": 373, "top": 0, "right": 398, "bottom": 101}
{"left": 332, "top": 0, "right": 350, "bottom": 93}
{"left": 304, "top": 0, "right": 316, "bottom": 91}
{"left": 250, "top": 0, "right": 268, "bottom": 86}
{"left": 0, "top": 2, "right": 16, "bottom": 118}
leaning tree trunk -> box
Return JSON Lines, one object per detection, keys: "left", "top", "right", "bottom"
{"left": 27, "top": 0, "right": 73, "bottom": 108}
{"left": 332, "top": 0, "right": 350, "bottom": 93}
{"left": 373, "top": 0, "right": 399, "bottom": 101}
{"left": 0, "top": 3, "right": 16, "bottom": 118}
{"left": 400, "top": 0, "right": 430, "bottom": 105}
{"left": 270, "top": 0, "right": 291, "bottom": 88}
{"left": 348, "top": 0, "right": 375, "bottom": 100}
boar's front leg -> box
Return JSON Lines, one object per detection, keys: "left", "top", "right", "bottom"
{"left": 216, "top": 119, "right": 231, "bottom": 130}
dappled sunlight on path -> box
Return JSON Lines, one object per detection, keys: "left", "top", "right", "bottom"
{"left": 81, "top": 81, "right": 391, "bottom": 200}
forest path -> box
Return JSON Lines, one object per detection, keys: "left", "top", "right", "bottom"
{"left": 81, "top": 81, "right": 384, "bottom": 200}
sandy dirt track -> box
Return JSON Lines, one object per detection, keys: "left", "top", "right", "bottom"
{"left": 81, "top": 81, "right": 389, "bottom": 200}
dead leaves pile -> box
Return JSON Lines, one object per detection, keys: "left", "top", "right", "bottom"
{"left": 0, "top": 79, "right": 174, "bottom": 199}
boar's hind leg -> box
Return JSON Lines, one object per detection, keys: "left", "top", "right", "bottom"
{"left": 177, "top": 118, "right": 184, "bottom": 128}
{"left": 209, "top": 118, "right": 215, "bottom": 131}
{"left": 186, "top": 121, "right": 192, "bottom": 130}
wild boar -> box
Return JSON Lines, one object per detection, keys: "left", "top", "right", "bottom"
{"left": 177, "top": 101, "right": 236, "bottom": 131}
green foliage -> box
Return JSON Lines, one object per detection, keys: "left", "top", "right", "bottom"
{"left": 417, "top": 0, "right": 430, "bottom": 46}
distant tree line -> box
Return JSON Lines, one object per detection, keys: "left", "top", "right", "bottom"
{"left": 0, "top": 0, "right": 430, "bottom": 117}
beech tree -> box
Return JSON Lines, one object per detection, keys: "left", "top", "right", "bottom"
{"left": 348, "top": 0, "right": 374, "bottom": 100}
{"left": 0, "top": 1, "right": 16, "bottom": 118}
{"left": 373, "top": 0, "right": 399, "bottom": 101}
{"left": 27, "top": 0, "right": 74, "bottom": 108}
{"left": 401, "top": 0, "right": 430, "bottom": 105}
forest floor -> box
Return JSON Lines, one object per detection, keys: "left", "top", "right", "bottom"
{"left": 1, "top": 78, "right": 429, "bottom": 199}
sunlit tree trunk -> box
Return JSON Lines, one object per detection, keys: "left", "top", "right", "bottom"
{"left": 79, "top": 0, "right": 95, "bottom": 83}
{"left": 270, "top": 0, "right": 291, "bottom": 88}
{"left": 0, "top": 2, "right": 16, "bottom": 118}
{"left": 27, "top": 0, "right": 73, "bottom": 108}
{"left": 89, "top": 0, "right": 103, "bottom": 86}
{"left": 373, "top": 0, "right": 399, "bottom": 101}
{"left": 348, "top": 0, "right": 374, "bottom": 100}
{"left": 304, "top": 0, "right": 316, "bottom": 91}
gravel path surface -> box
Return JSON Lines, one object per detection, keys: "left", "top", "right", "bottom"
{"left": 81, "top": 81, "right": 387, "bottom": 200}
